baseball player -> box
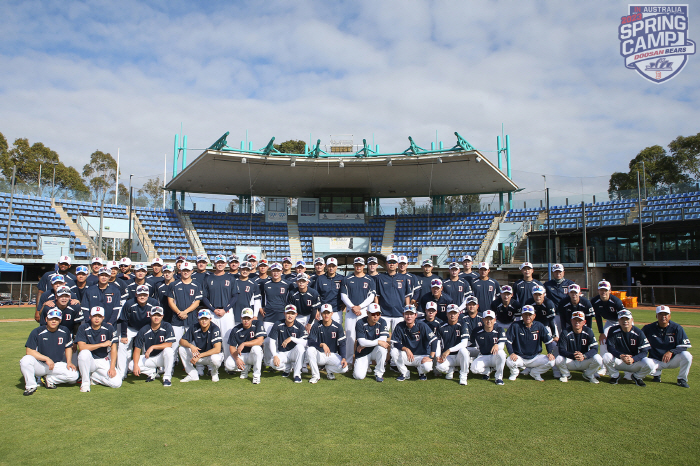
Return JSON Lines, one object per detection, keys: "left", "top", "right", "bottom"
{"left": 155, "top": 264, "right": 176, "bottom": 323}
{"left": 130, "top": 306, "right": 175, "bottom": 386}
{"left": 413, "top": 259, "right": 437, "bottom": 314}
{"left": 367, "top": 256, "right": 380, "bottom": 277}
{"left": 419, "top": 278, "right": 454, "bottom": 322}
{"left": 505, "top": 305, "right": 556, "bottom": 381}
{"left": 37, "top": 274, "right": 79, "bottom": 320}
{"left": 353, "top": 303, "right": 390, "bottom": 382}
{"left": 470, "top": 262, "right": 501, "bottom": 313}
{"left": 179, "top": 309, "right": 223, "bottom": 383}
{"left": 642, "top": 305, "right": 692, "bottom": 388}
{"left": 470, "top": 309, "right": 507, "bottom": 385}
{"left": 341, "top": 257, "right": 377, "bottom": 365}
{"left": 174, "top": 255, "right": 186, "bottom": 277}
{"left": 555, "top": 310, "right": 603, "bottom": 383}
{"left": 557, "top": 284, "right": 594, "bottom": 330}
{"left": 312, "top": 257, "right": 344, "bottom": 324}
{"left": 81, "top": 267, "right": 126, "bottom": 330}
{"left": 281, "top": 257, "right": 295, "bottom": 281}
{"left": 310, "top": 257, "right": 326, "bottom": 288}
{"left": 603, "top": 309, "right": 654, "bottom": 386}
{"left": 245, "top": 254, "right": 259, "bottom": 281}
{"left": 36, "top": 255, "right": 76, "bottom": 317}
{"left": 307, "top": 304, "right": 348, "bottom": 383}
{"left": 442, "top": 262, "right": 473, "bottom": 311}
{"left": 20, "top": 308, "right": 79, "bottom": 395}
{"left": 117, "top": 257, "right": 133, "bottom": 282}
{"left": 373, "top": 254, "right": 411, "bottom": 331}
{"left": 231, "top": 261, "right": 262, "bottom": 324}
{"left": 397, "top": 256, "right": 418, "bottom": 303}
{"left": 512, "top": 262, "right": 542, "bottom": 306}
{"left": 290, "top": 260, "right": 307, "bottom": 291}
{"left": 462, "top": 296, "right": 484, "bottom": 360}
{"left": 525, "top": 285, "right": 560, "bottom": 376}
{"left": 74, "top": 265, "right": 90, "bottom": 302}
{"left": 227, "top": 254, "right": 240, "bottom": 278}
{"left": 191, "top": 255, "right": 210, "bottom": 285}
{"left": 260, "top": 263, "right": 292, "bottom": 330}
{"left": 76, "top": 306, "right": 122, "bottom": 391}
{"left": 267, "top": 304, "right": 308, "bottom": 383}
{"left": 391, "top": 305, "right": 438, "bottom": 381}
{"left": 107, "top": 260, "right": 128, "bottom": 295}
{"left": 39, "top": 286, "right": 83, "bottom": 334}
{"left": 225, "top": 307, "right": 266, "bottom": 384}
{"left": 459, "top": 255, "right": 479, "bottom": 286}
{"left": 117, "top": 284, "right": 160, "bottom": 379}
{"left": 420, "top": 301, "right": 444, "bottom": 336}
{"left": 491, "top": 285, "right": 521, "bottom": 331}
{"left": 86, "top": 257, "right": 104, "bottom": 286}
{"left": 253, "top": 258, "right": 270, "bottom": 285}
{"left": 166, "top": 261, "right": 203, "bottom": 366}
{"left": 201, "top": 255, "right": 236, "bottom": 361}
{"left": 146, "top": 257, "right": 165, "bottom": 288}
{"left": 435, "top": 305, "right": 471, "bottom": 385}
{"left": 287, "top": 273, "right": 321, "bottom": 330}
{"left": 591, "top": 280, "right": 625, "bottom": 363}
{"left": 124, "top": 263, "right": 155, "bottom": 300}
{"left": 543, "top": 264, "right": 575, "bottom": 306}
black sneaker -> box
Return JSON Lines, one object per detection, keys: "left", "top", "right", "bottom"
{"left": 41, "top": 376, "right": 56, "bottom": 389}
{"left": 495, "top": 379, "right": 504, "bottom": 386}
{"left": 677, "top": 379, "right": 690, "bottom": 388}
{"left": 145, "top": 376, "right": 156, "bottom": 383}
{"left": 23, "top": 387, "right": 37, "bottom": 396}
{"left": 652, "top": 375, "right": 661, "bottom": 383}
{"left": 608, "top": 376, "right": 619, "bottom": 385}
{"left": 163, "top": 379, "right": 172, "bottom": 387}
{"left": 282, "top": 372, "right": 290, "bottom": 378}
{"left": 633, "top": 376, "right": 646, "bottom": 387}
{"left": 482, "top": 374, "right": 490, "bottom": 381}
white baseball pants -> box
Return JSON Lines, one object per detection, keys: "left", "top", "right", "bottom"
{"left": 391, "top": 348, "right": 433, "bottom": 377}
{"left": 212, "top": 311, "right": 235, "bottom": 360}
{"left": 78, "top": 350, "right": 122, "bottom": 388}
{"left": 506, "top": 354, "right": 554, "bottom": 379}
{"left": 435, "top": 348, "right": 471, "bottom": 378}
{"left": 267, "top": 344, "right": 306, "bottom": 378}
{"left": 178, "top": 347, "right": 224, "bottom": 379}
{"left": 225, "top": 346, "right": 264, "bottom": 376}
{"left": 353, "top": 346, "right": 388, "bottom": 379}
{"left": 307, "top": 346, "right": 348, "bottom": 379}
{"left": 555, "top": 354, "right": 603, "bottom": 379}
{"left": 20, "top": 355, "right": 79, "bottom": 390}
{"left": 650, "top": 352, "right": 693, "bottom": 380}
{"left": 471, "top": 350, "right": 507, "bottom": 381}
{"left": 117, "top": 326, "right": 139, "bottom": 379}
{"left": 129, "top": 347, "right": 174, "bottom": 380}
{"left": 602, "top": 353, "right": 654, "bottom": 379}
{"left": 345, "top": 309, "right": 367, "bottom": 365}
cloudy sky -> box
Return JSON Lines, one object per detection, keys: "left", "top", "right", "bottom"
{"left": 1, "top": 1, "right": 697, "bottom": 208}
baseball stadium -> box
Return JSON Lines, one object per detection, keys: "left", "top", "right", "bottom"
{"left": 1, "top": 129, "right": 698, "bottom": 465}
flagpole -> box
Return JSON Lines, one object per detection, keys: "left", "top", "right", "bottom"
{"left": 115, "top": 148, "right": 120, "bottom": 204}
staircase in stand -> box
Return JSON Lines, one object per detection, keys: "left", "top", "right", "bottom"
{"left": 287, "top": 218, "right": 303, "bottom": 262}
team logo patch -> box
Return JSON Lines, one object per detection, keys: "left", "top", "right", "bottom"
{"left": 619, "top": 4, "right": 696, "bottom": 83}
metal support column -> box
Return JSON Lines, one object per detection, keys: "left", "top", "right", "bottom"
{"left": 506, "top": 135, "right": 513, "bottom": 210}
{"left": 497, "top": 136, "right": 504, "bottom": 211}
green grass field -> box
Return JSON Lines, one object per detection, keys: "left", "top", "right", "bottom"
{"left": 1, "top": 308, "right": 699, "bottom": 465}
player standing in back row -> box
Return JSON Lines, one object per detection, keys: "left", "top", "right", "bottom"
{"left": 470, "top": 262, "right": 501, "bottom": 314}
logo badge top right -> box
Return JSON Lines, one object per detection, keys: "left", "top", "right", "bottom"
{"left": 619, "top": 4, "right": 696, "bottom": 83}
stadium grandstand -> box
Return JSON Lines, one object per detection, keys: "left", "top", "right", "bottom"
{"left": 3, "top": 131, "right": 700, "bottom": 306}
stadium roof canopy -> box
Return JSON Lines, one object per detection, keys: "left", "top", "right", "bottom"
{"left": 165, "top": 132, "right": 518, "bottom": 198}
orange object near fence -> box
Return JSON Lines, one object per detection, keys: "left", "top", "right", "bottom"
{"left": 623, "top": 297, "right": 637, "bottom": 308}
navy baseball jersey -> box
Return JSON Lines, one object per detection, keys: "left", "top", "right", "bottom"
{"left": 459, "top": 270, "right": 479, "bottom": 286}
{"left": 182, "top": 321, "right": 222, "bottom": 353}
{"left": 419, "top": 292, "right": 454, "bottom": 322}
{"left": 470, "top": 278, "right": 501, "bottom": 314}
{"left": 419, "top": 316, "right": 444, "bottom": 336}
{"left": 543, "top": 278, "right": 575, "bottom": 305}
{"left": 557, "top": 296, "right": 594, "bottom": 330}
{"left": 146, "top": 274, "right": 165, "bottom": 289}
{"left": 231, "top": 278, "right": 261, "bottom": 322}
{"left": 313, "top": 273, "right": 344, "bottom": 312}
{"left": 167, "top": 280, "right": 203, "bottom": 327}
{"left": 471, "top": 325, "right": 507, "bottom": 356}
{"left": 109, "top": 277, "right": 128, "bottom": 296}
{"left": 116, "top": 272, "right": 133, "bottom": 283}
{"left": 512, "top": 278, "right": 543, "bottom": 306}
{"left": 261, "top": 279, "right": 292, "bottom": 323}
{"left": 413, "top": 273, "right": 437, "bottom": 311}
{"left": 202, "top": 273, "right": 236, "bottom": 311}
{"left": 125, "top": 280, "right": 156, "bottom": 301}
{"left": 74, "top": 283, "right": 90, "bottom": 303}
{"left": 605, "top": 324, "right": 650, "bottom": 361}
{"left": 287, "top": 288, "right": 321, "bottom": 319}
{"left": 491, "top": 298, "right": 522, "bottom": 325}
{"left": 75, "top": 322, "right": 118, "bottom": 359}
{"left": 252, "top": 275, "right": 271, "bottom": 289}
{"left": 308, "top": 320, "right": 346, "bottom": 358}
{"left": 439, "top": 320, "right": 470, "bottom": 351}
{"left": 373, "top": 272, "right": 412, "bottom": 318}
{"left": 342, "top": 274, "right": 376, "bottom": 305}
{"left": 391, "top": 321, "right": 438, "bottom": 356}
{"left": 191, "top": 271, "right": 210, "bottom": 286}
{"left": 591, "top": 294, "right": 625, "bottom": 334}
{"left": 642, "top": 321, "right": 692, "bottom": 361}
{"left": 268, "top": 321, "right": 308, "bottom": 352}
{"left": 228, "top": 319, "right": 266, "bottom": 353}
{"left": 37, "top": 288, "right": 78, "bottom": 314}
{"left": 506, "top": 320, "right": 554, "bottom": 359}
{"left": 39, "top": 303, "right": 83, "bottom": 332}
{"left": 442, "top": 278, "right": 473, "bottom": 308}
{"left": 86, "top": 274, "right": 100, "bottom": 287}
{"left": 156, "top": 281, "right": 175, "bottom": 323}
{"left": 558, "top": 326, "right": 598, "bottom": 360}
{"left": 462, "top": 313, "right": 484, "bottom": 345}
{"left": 134, "top": 322, "right": 176, "bottom": 357}
{"left": 119, "top": 297, "right": 160, "bottom": 336}
{"left": 38, "top": 270, "right": 77, "bottom": 293}
{"left": 25, "top": 326, "right": 73, "bottom": 363}
{"left": 524, "top": 297, "right": 557, "bottom": 336}
{"left": 355, "top": 316, "right": 390, "bottom": 358}
{"left": 81, "top": 283, "right": 125, "bottom": 326}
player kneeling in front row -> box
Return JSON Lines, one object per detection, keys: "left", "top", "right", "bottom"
{"left": 179, "top": 309, "right": 224, "bottom": 383}
{"left": 76, "top": 306, "right": 122, "bottom": 392}
{"left": 225, "top": 307, "right": 266, "bottom": 384}
{"left": 267, "top": 304, "right": 308, "bottom": 383}
{"left": 435, "top": 304, "right": 471, "bottom": 385}
{"left": 20, "top": 308, "right": 79, "bottom": 395}
{"left": 643, "top": 305, "right": 692, "bottom": 388}
{"left": 555, "top": 311, "right": 603, "bottom": 384}
{"left": 470, "top": 310, "right": 507, "bottom": 385}
{"left": 307, "top": 304, "right": 348, "bottom": 383}
{"left": 353, "top": 303, "right": 391, "bottom": 382}
{"left": 391, "top": 305, "right": 438, "bottom": 381}
{"left": 129, "top": 306, "right": 175, "bottom": 386}
{"left": 505, "top": 305, "right": 556, "bottom": 381}
{"left": 603, "top": 309, "right": 654, "bottom": 387}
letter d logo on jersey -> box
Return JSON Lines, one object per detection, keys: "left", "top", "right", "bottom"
{"left": 619, "top": 5, "right": 696, "bottom": 83}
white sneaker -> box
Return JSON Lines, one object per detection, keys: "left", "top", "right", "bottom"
{"left": 624, "top": 372, "right": 633, "bottom": 381}
{"left": 80, "top": 384, "right": 90, "bottom": 392}
{"left": 180, "top": 375, "right": 198, "bottom": 383}
{"left": 583, "top": 374, "right": 600, "bottom": 384}
{"left": 327, "top": 372, "right": 336, "bottom": 380}
{"left": 559, "top": 376, "right": 569, "bottom": 383}
{"left": 508, "top": 373, "right": 519, "bottom": 381}
{"left": 522, "top": 368, "right": 531, "bottom": 376}
{"left": 531, "top": 374, "right": 544, "bottom": 382}
{"left": 459, "top": 377, "right": 468, "bottom": 385}
{"left": 252, "top": 375, "right": 260, "bottom": 384}
{"left": 445, "top": 370, "right": 454, "bottom": 380}
{"left": 597, "top": 367, "right": 607, "bottom": 376}
{"left": 240, "top": 365, "right": 250, "bottom": 379}
{"left": 309, "top": 376, "right": 320, "bottom": 384}
{"left": 211, "top": 372, "right": 219, "bottom": 382}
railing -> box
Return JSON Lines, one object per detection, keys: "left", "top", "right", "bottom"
{"left": 0, "top": 282, "right": 39, "bottom": 305}
{"left": 623, "top": 285, "right": 700, "bottom": 307}
{"left": 132, "top": 214, "right": 155, "bottom": 261}
{"left": 75, "top": 213, "right": 104, "bottom": 257}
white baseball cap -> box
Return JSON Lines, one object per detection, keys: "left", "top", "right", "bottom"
{"left": 321, "top": 304, "right": 333, "bottom": 313}
{"left": 151, "top": 306, "right": 164, "bottom": 316}
{"left": 296, "top": 273, "right": 309, "bottom": 282}
{"left": 403, "top": 304, "right": 417, "bottom": 314}
{"left": 519, "top": 262, "right": 533, "bottom": 270}
{"left": 532, "top": 285, "right": 546, "bottom": 295}
{"left": 119, "top": 257, "right": 132, "bottom": 266}
{"left": 386, "top": 254, "right": 399, "bottom": 262}
{"left": 552, "top": 263, "right": 564, "bottom": 272}
{"left": 90, "top": 306, "right": 105, "bottom": 317}
{"left": 314, "top": 257, "right": 325, "bottom": 265}
{"left": 295, "top": 260, "right": 307, "bottom": 268}
{"left": 58, "top": 255, "right": 71, "bottom": 265}
{"left": 598, "top": 280, "right": 611, "bottom": 290}
{"left": 421, "top": 259, "right": 433, "bottom": 267}
{"left": 462, "top": 255, "right": 473, "bottom": 262}
{"left": 46, "top": 308, "right": 62, "bottom": 320}
{"left": 108, "top": 260, "right": 119, "bottom": 269}
{"left": 241, "top": 308, "right": 255, "bottom": 319}
{"left": 91, "top": 257, "right": 104, "bottom": 264}
{"left": 501, "top": 285, "right": 513, "bottom": 294}
{"left": 446, "top": 304, "right": 460, "bottom": 314}
{"left": 618, "top": 309, "right": 633, "bottom": 320}
{"left": 180, "top": 261, "right": 193, "bottom": 271}
{"left": 326, "top": 257, "right": 338, "bottom": 266}
{"left": 151, "top": 257, "right": 164, "bottom": 266}
{"left": 568, "top": 284, "right": 581, "bottom": 294}
{"left": 197, "top": 309, "right": 213, "bottom": 320}
{"left": 398, "top": 255, "right": 408, "bottom": 264}
{"left": 134, "top": 263, "right": 147, "bottom": 271}
{"left": 354, "top": 257, "right": 365, "bottom": 265}
{"left": 521, "top": 305, "right": 536, "bottom": 315}
{"left": 478, "top": 262, "right": 489, "bottom": 270}
{"left": 367, "top": 257, "right": 379, "bottom": 264}
{"left": 449, "top": 262, "right": 461, "bottom": 270}
{"left": 466, "top": 296, "right": 479, "bottom": 305}
{"left": 136, "top": 285, "right": 149, "bottom": 295}
{"left": 240, "top": 261, "right": 253, "bottom": 270}
{"left": 367, "top": 303, "right": 381, "bottom": 314}
{"left": 196, "top": 254, "right": 208, "bottom": 263}
{"left": 98, "top": 267, "right": 111, "bottom": 275}
{"left": 50, "top": 274, "right": 65, "bottom": 284}
{"left": 656, "top": 305, "right": 671, "bottom": 314}
{"left": 55, "top": 286, "right": 71, "bottom": 297}
{"left": 270, "top": 262, "right": 282, "bottom": 271}
{"left": 571, "top": 311, "right": 586, "bottom": 320}
{"left": 431, "top": 278, "right": 443, "bottom": 288}
{"left": 284, "top": 304, "right": 297, "bottom": 314}
{"left": 425, "top": 301, "right": 438, "bottom": 311}
{"left": 482, "top": 310, "right": 496, "bottom": 319}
